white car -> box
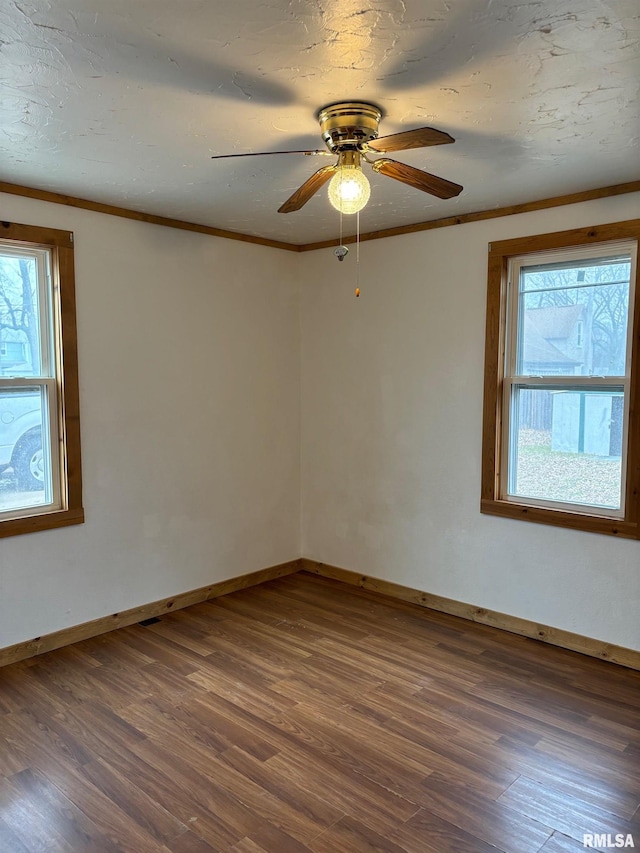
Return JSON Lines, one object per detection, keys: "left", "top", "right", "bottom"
{"left": 0, "top": 390, "right": 44, "bottom": 490}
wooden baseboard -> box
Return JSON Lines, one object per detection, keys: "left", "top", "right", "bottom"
{"left": 5, "top": 555, "right": 637, "bottom": 671}
{"left": 0, "top": 559, "right": 301, "bottom": 668}
{"left": 300, "top": 558, "right": 640, "bottom": 671}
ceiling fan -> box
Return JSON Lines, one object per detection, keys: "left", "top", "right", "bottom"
{"left": 211, "top": 102, "right": 463, "bottom": 215}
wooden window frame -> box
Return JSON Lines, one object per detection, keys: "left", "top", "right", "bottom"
{"left": 481, "top": 219, "right": 640, "bottom": 538}
{"left": 0, "top": 222, "right": 83, "bottom": 537}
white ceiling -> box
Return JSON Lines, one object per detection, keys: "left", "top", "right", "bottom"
{"left": 1, "top": 0, "right": 638, "bottom": 246}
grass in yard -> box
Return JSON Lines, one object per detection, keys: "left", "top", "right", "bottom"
{"left": 515, "top": 430, "right": 622, "bottom": 509}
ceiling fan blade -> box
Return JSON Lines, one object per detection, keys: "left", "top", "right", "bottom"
{"left": 367, "top": 127, "right": 454, "bottom": 153}
{"left": 211, "top": 149, "right": 331, "bottom": 160}
{"left": 372, "top": 158, "right": 463, "bottom": 199}
{"left": 278, "top": 164, "right": 338, "bottom": 213}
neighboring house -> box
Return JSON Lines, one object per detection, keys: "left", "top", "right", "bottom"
{"left": 522, "top": 304, "right": 592, "bottom": 376}
{"left": 0, "top": 330, "right": 31, "bottom": 376}
{"left": 520, "top": 305, "right": 620, "bottom": 456}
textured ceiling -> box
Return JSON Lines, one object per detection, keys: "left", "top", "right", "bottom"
{"left": 1, "top": 0, "right": 638, "bottom": 245}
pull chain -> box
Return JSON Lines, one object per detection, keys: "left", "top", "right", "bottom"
{"left": 355, "top": 210, "right": 360, "bottom": 297}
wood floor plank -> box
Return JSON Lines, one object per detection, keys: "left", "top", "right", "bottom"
{"left": 229, "top": 840, "right": 269, "bottom": 853}
{"left": 219, "top": 746, "right": 344, "bottom": 835}
{"left": 388, "top": 808, "right": 508, "bottom": 853}
{"left": 538, "top": 727, "right": 640, "bottom": 781}
{"left": 118, "top": 739, "right": 248, "bottom": 849}
{"left": 186, "top": 616, "right": 314, "bottom": 672}
{"left": 226, "top": 583, "right": 371, "bottom": 637}
{"left": 78, "top": 738, "right": 241, "bottom": 851}
{"left": 0, "top": 774, "right": 78, "bottom": 853}
{"left": 3, "top": 705, "right": 93, "bottom": 770}
{"left": 198, "top": 609, "right": 314, "bottom": 663}
{"left": 79, "top": 755, "right": 189, "bottom": 845}
{"left": 414, "top": 772, "right": 554, "bottom": 852}
{"left": 74, "top": 631, "right": 156, "bottom": 669}
{"left": 264, "top": 576, "right": 461, "bottom": 650}
{"left": 313, "top": 635, "right": 464, "bottom": 694}
{"left": 308, "top": 815, "right": 409, "bottom": 853}
{"left": 494, "top": 735, "right": 640, "bottom": 819}
{"left": 50, "top": 699, "right": 148, "bottom": 763}
{"left": 115, "top": 627, "right": 202, "bottom": 675}
{"left": 2, "top": 744, "right": 181, "bottom": 852}
{"left": 1, "top": 571, "right": 638, "bottom": 853}
{"left": 133, "top": 690, "right": 282, "bottom": 762}
{"left": 0, "top": 815, "right": 33, "bottom": 853}
{"left": 133, "top": 737, "right": 339, "bottom": 847}
{"left": 130, "top": 734, "right": 328, "bottom": 849}
{"left": 0, "top": 727, "right": 29, "bottom": 779}
{"left": 265, "top": 741, "right": 420, "bottom": 832}
{"left": 208, "top": 762, "right": 336, "bottom": 849}
{"left": 0, "top": 659, "right": 86, "bottom": 715}
{"left": 538, "top": 832, "right": 596, "bottom": 853}
{"left": 168, "top": 831, "right": 223, "bottom": 853}
{"left": 285, "top": 693, "right": 508, "bottom": 800}
{"left": 0, "top": 768, "right": 120, "bottom": 853}
{"left": 277, "top": 702, "right": 433, "bottom": 799}
{"left": 144, "top": 619, "right": 222, "bottom": 657}
{"left": 496, "top": 775, "right": 639, "bottom": 847}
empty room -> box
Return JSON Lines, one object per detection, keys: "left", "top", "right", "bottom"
{"left": 0, "top": 1, "right": 639, "bottom": 851}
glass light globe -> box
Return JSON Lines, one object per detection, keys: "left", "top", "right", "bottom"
{"left": 328, "top": 166, "right": 371, "bottom": 214}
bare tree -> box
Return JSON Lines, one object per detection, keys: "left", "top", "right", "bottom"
{"left": 0, "top": 257, "right": 39, "bottom": 374}
{"left": 590, "top": 280, "right": 628, "bottom": 374}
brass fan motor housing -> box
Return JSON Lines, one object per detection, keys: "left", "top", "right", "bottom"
{"left": 318, "top": 102, "right": 382, "bottom": 153}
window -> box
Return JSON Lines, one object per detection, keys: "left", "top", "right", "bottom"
{"left": 481, "top": 220, "right": 640, "bottom": 537}
{"left": 0, "top": 222, "right": 83, "bottom": 537}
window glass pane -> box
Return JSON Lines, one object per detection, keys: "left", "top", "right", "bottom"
{"left": 0, "top": 252, "right": 42, "bottom": 376}
{"left": 509, "top": 387, "right": 624, "bottom": 510}
{"left": 0, "top": 387, "right": 52, "bottom": 512}
{"left": 517, "top": 256, "right": 631, "bottom": 377}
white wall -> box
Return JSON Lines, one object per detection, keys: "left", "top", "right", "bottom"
{"left": 0, "top": 194, "right": 301, "bottom": 647}
{"left": 3, "top": 190, "right": 639, "bottom": 654}
{"left": 301, "top": 192, "right": 640, "bottom": 651}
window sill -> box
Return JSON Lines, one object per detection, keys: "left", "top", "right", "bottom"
{"left": 480, "top": 498, "right": 638, "bottom": 538}
{"left": 0, "top": 507, "right": 85, "bottom": 539}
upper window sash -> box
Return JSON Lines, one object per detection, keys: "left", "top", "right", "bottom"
{"left": 0, "top": 244, "right": 55, "bottom": 380}
{"left": 504, "top": 241, "right": 636, "bottom": 383}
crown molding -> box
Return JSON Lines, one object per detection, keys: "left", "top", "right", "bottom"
{"left": 2, "top": 178, "right": 639, "bottom": 253}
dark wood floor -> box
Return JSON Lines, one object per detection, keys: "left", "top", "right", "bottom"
{"left": 0, "top": 572, "right": 638, "bottom": 853}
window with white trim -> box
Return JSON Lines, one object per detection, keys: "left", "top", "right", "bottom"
{"left": 482, "top": 221, "right": 640, "bottom": 538}
{"left": 0, "top": 223, "right": 83, "bottom": 537}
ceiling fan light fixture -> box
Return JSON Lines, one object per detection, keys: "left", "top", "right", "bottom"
{"left": 328, "top": 165, "right": 370, "bottom": 214}
{"left": 224, "top": 101, "right": 462, "bottom": 216}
